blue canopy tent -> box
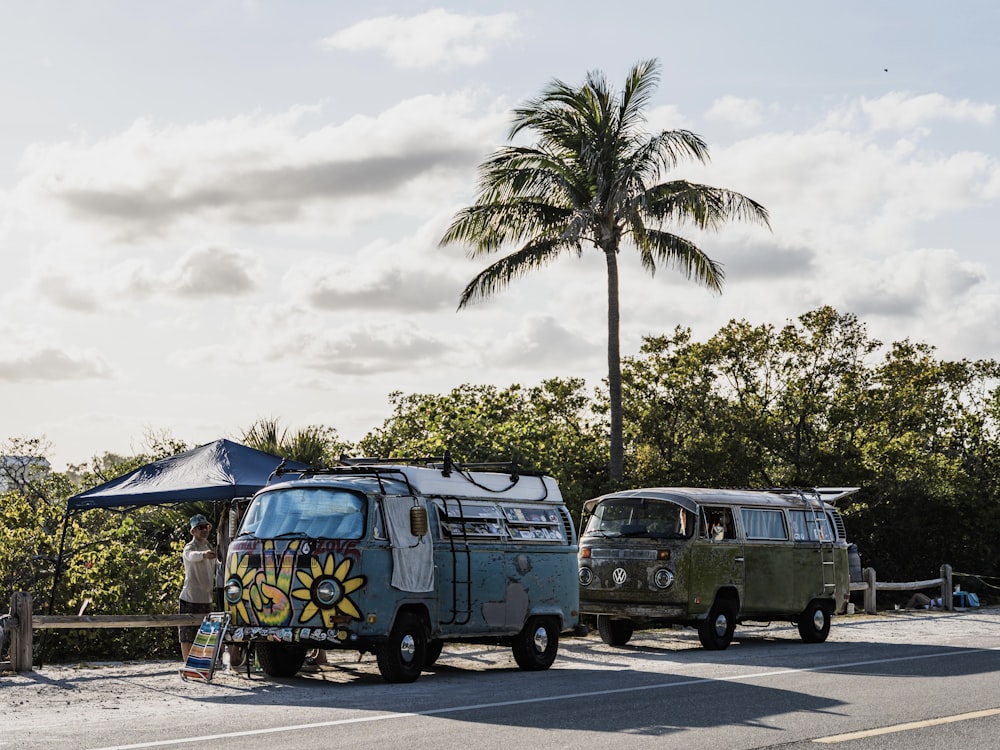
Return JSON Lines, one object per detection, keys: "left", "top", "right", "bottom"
{"left": 66, "top": 438, "right": 310, "bottom": 511}
{"left": 49, "top": 439, "right": 310, "bottom": 627}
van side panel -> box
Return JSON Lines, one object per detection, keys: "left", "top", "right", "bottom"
{"left": 742, "top": 542, "right": 799, "bottom": 614}
{"left": 686, "top": 540, "right": 744, "bottom": 616}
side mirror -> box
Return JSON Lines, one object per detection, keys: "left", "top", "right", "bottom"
{"left": 409, "top": 505, "right": 429, "bottom": 538}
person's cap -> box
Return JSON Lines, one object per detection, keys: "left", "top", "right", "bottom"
{"left": 189, "top": 514, "right": 210, "bottom": 529}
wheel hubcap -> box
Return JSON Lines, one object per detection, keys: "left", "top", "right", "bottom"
{"left": 713, "top": 614, "right": 728, "bottom": 637}
{"left": 399, "top": 633, "right": 415, "bottom": 664}
{"left": 532, "top": 626, "right": 549, "bottom": 653}
{"left": 812, "top": 609, "right": 825, "bottom": 630}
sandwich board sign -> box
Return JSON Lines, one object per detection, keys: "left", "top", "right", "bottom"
{"left": 180, "top": 612, "right": 229, "bottom": 682}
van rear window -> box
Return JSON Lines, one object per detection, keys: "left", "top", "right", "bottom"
{"left": 740, "top": 508, "right": 788, "bottom": 540}
{"left": 789, "top": 510, "right": 834, "bottom": 541}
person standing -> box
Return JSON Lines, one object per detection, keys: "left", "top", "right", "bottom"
{"left": 178, "top": 514, "right": 218, "bottom": 662}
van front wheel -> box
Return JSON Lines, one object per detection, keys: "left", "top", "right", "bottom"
{"left": 597, "top": 615, "right": 634, "bottom": 646}
{"left": 698, "top": 599, "right": 736, "bottom": 650}
{"left": 512, "top": 616, "right": 559, "bottom": 670}
{"left": 377, "top": 612, "right": 427, "bottom": 683}
{"left": 797, "top": 601, "right": 832, "bottom": 643}
{"left": 256, "top": 643, "right": 307, "bottom": 677}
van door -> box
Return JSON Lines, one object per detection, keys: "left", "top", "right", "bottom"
{"left": 431, "top": 497, "right": 506, "bottom": 634}
{"left": 740, "top": 507, "right": 798, "bottom": 614}
{"left": 789, "top": 509, "right": 837, "bottom": 605}
{"left": 688, "top": 507, "right": 744, "bottom": 614}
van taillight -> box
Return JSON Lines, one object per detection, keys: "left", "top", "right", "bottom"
{"left": 580, "top": 548, "right": 591, "bottom": 559}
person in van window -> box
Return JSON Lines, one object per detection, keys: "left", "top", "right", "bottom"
{"left": 710, "top": 515, "right": 725, "bottom": 541}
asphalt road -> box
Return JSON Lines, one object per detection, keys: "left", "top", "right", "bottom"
{"left": 5, "top": 608, "right": 1000, "bottom": 749}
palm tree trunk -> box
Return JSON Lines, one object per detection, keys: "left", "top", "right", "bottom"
{"left": 605, "top": 248, "right": 624, "bottom": 483}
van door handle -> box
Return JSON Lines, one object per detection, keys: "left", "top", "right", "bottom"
{"left": 735, "top": 557, "right": 744, "bottom": 562}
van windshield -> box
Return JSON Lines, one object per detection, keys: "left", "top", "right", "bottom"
{"left": 238, "top": 487, "right": 366, "bottom": 540}
{"left": 584, "top": 498, "right": 693, "bottom": 539}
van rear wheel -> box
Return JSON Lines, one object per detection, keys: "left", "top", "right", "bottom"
{"left": 376, "top": 612, "right": 427, "bottom": 683}
{"left": 512, "top": 616, "right": 559, "bottom": 670}
{"left": 698, "top": 598, "right": 737, "bottom": 650}
{"left": 597, "top": 615, "right": 634, "bottom": 646}
{"left": 797, "top": 601, "right": 832, "bottom": 643}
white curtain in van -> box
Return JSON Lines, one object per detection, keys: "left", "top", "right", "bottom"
{"left": 384, "top": 497, "right": 435, "bottom": 592}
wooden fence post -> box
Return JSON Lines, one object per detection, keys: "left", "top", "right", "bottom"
{"left": 941, "top": 564, "right": 953, "bottom": 611}
{"left": 863, "top": 567, "right": 877, "bottom": 614}
{"left": 11, "top": 591, "right": 33, "bottom": 672}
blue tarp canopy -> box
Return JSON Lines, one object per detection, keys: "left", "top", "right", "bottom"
{"left": 66, "top": 438, "right": 310, "bottom": 511}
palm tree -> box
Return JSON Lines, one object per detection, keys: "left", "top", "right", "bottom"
{"left": 441, "top": 59, "right": 770, "bottom": 483}
{"left": 241, "top": 418, "right": 350, "bottom": 468}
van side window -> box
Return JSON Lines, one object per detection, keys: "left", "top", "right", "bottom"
{"left": 789, "top": 510, "right": 834, "bottom": 541}
{"left": 741, "top": 508, "right": 788, "bottom": 540}
{"left": 703, "top": 507, "right": 736, "bottom": 541}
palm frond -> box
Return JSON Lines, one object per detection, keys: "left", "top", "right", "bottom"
{"left": 441, "top": 200, "right": 577, "bottom": 256}
{"left": 643, "top": 180, "right": 771, "bottom": 230}
{"left": 636, "top": 228, "right": 726, "bottom": 291}
{"left": 457, "top": 239, "right": 576, "bottom": 308}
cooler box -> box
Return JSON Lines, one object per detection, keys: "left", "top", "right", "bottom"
{"left": 953, "top": 592, "right": 979, "bottom": 607}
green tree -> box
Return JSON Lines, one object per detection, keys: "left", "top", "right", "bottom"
{"left": 441, "top": 58, "right": 769, "bottom": 483}
{"left": 358, "top": 379, "right": 607, "bottom": 516}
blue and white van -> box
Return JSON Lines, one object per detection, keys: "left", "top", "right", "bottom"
{"left": 223, "top": 458, "right": 580, "bottom": 682}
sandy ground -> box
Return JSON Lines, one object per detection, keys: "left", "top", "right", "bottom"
{"left": 2, "top": 607, "right": 994, "bottom": 721}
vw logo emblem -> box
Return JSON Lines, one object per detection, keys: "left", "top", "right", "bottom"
{"left": 612, "top": 567, "right": 627, "bottom": 585}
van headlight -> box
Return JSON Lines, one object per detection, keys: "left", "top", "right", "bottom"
{"left": 579, "top": 566, "right": 594, "bottom": 586}
{"left": 315, "top": 578, "right": 342, "bottom": 606}
{"left": 225, "top": 580, "right": 243, "bottom": 603}
{"left": 653, "top": 568, "right": 675, "bottom": 589}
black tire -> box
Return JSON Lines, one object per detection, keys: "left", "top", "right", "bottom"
{"left": 596, "top": 615, "right": 634, "bottom": 646}
{"left": 376, "top": 612, "right": 427, "bottom": 683}
{"left": 423, "top": 639, "right": 444, "bottom": 668}
{"left": 511, "top": 616, "right": 559, "bottom": 671}
{"left": 256, "top": 643, "right": 307, "bottom": 677}
{"left": 797, "top": 601, "right": 832, "bottom": 643}
{"left": 698, "top": 598, "right": 737, "bottom": 650}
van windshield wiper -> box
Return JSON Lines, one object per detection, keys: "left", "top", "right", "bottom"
{"left": 273, "top": 531, "right": 309, "bottom": 539}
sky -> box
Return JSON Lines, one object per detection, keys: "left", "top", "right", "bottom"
{"left": 2, "top": 1, "right": 999, "bottom": 470}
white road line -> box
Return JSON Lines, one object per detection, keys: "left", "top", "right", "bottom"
{"left": 813, "top": 707, "right": 1000, "bottom": 743}
{"left": 87, "top": 646, "right": 1000, "bottom": 750}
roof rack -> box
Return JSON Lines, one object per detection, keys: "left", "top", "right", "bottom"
{"left": 735, "top": 486, "right": 860, "bottom": 505}
{"left": 333, "top": 450, "right": 543, "bottom": 481}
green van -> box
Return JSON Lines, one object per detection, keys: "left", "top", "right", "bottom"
{"left": 577, "top": 487, "right": 856, "bottom": 649}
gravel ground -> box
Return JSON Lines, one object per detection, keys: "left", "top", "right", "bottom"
{"left": 2, "top": 607, "right": 995, "bottom": 727}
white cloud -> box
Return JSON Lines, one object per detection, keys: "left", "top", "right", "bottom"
{"left": 169, "top": 246, "right": 258, "bottom": 298}
{"left": 706, "top": 95, "right": 766, "bottom": 128}
{"left": 320, "top": 9, "right": 521, "bottom": 70}
{"left": 298, "top": 322, "right": 455, "bottom": 375}
{"left": 487, "top": 314, "right": 603, "bottom": 370}
{"left": 0, "top": 347, "right": 111, "bottom": 382}
{"left": 11, "top": 94, "right": 506, "bottom": 242}
{"left": 646, "top": 104, "right": 693, "bottom": 132}
{"left": 822, "top": 91, "right": 996, "bottom": 132}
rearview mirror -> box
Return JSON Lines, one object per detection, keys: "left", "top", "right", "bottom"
{"left": 409, "top": 505, "right": 428, "bottom": 538}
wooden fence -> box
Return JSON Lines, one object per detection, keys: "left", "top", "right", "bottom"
{"left": 850, "top": 564, "right": 954, "bottom": 614}
{"left": 2, "top": 564, "right": 959, "bottom": 672}
{"left": 3, "top": 592, "right": 202, "bottom": 673}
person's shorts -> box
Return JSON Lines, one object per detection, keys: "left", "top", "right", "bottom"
{"left": 178, "top": 599, "right": 212, "bottom": 643}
